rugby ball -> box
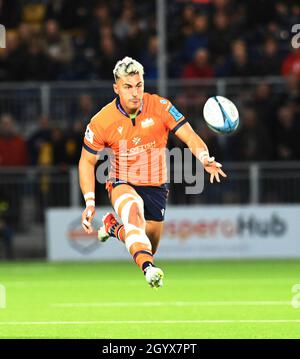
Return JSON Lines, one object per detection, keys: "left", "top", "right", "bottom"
{"left": 203, "top": 96, "right": 239, "bottom": 134}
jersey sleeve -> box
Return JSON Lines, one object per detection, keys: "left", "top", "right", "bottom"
{"left": 157, "top": 96, "right": 188, "bottom": 133}
{"left": 83, "top": 116, "right": 106, "bottom": 154}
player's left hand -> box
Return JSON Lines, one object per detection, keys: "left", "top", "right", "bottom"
{"left": 203, "top": 156, "right": 227, "bottom": 183}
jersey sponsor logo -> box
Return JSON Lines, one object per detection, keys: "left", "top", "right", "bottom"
{"left": 117, "top": 126, "right": 123, "bottom": 134}
{"left": 132, "top": 137, "right": 141, "bottom": 145}
{"left": 141, "top": 117, "right": 154, "bottom": 128}
{"left": 85, "top": 125, "right": 94, "bottom": 144}
{"left": 120, "top": 140, "right": 156, "bottom": 155}
{"left": 169, "top": 105, "right": 183, "bottom": 122}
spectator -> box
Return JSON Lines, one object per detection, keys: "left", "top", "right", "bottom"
{"left": 31, "top": 125, "right": 66, "bottom": 167}
{"left": 252, "top": 82, "right": 277, "bottom": 148}
{"left": 263, "top": 21, "right": 289, "bottom": 51}
{"left": 282, "top": 75, "right": 300, "bottom": 102}
{"left": 87, "top": 4, "right": 111, "bottom": 51}
{"left": 183, "top": 14, "right": 209, "bottom": 61}
{"left": 95, "top": 35, "right": 120, "bottom": 80}
{"left": 50, "top": 127, "right": 66, "bottom": 166}
{"left": 43, "top": 19, "right": 74, "bottom": 67}
{"left": 140, "top": 35, "right": 158, "bottom": 79}
{"left": 114, "top": 6, "right": 135, "bottom": 41}
{"left": 64, "top": 121, "right": 84, "bottom": 165}
{"left": 45, "top": 0, "right": 91, "bottom": 30}
{"left": 175, "top": 87, "right": 207, "bottom": 122}
{"left": 125, "top": 22, "right": 148, "bottom": 60}
{"left": 290, "top": 3, "right": 300, "bottom": 27}
{"left": 1, "top": 31, "right": 25, "bottom": 81}
{"left": 72, "top": 94, "right": 95, "bottom": 125}
{"left": 257, "top": 37, "right": 282, "bottom": 76}
{"left": 208, "top": 12, "right": 234, "bottom": 66}
{"left": 23, "top": 40, "right": 56, "bottom": 81}
{"left": 91, "top": 3, "right": 111, "bottom": 28}
{"left": 227, "top": 39, "right": 255, "bottom": 77}
{"left": 181, "top": 4, "right": 196, "bottom": 28}
{"left": 18, "top": 23, "right": 33, "bottom": 51}
{"left": 231, "top": 107, "right": 272, "bottom": 161}
{"left": 69, "top": 31, "right": 96, "bottom": 80}
{"left": 275, "top": 105, "right": 300, "bottom": 160}
{"left": 281, "top": 48, "right": 300, "bottom": 78}
{"left": 27, "top": 116, "right": 52, "bottom": 165}
{"left": 181, "top": 48, "right": 214, "bottom": 79}
{"left": 211, "top": 0, "right": 234, "bottom": 14}
{"left": 274, "top": 1, "right": 291, "bottom": 29}
{"left": 0, "top": 114, "right": 28, "bottom": 166}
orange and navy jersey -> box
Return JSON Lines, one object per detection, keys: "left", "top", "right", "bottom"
{"left": 83, "top": 92, "right": 187, "bottom": 186}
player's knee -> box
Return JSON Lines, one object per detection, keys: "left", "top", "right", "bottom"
{"left": 128, "top": 202, "right": 145, "bottom": 229}
{"left": 114, "top": 193, "right": 144, "bottom": 226}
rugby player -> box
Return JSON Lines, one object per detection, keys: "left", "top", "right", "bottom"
{"left": 79, "top": 57, "right": 226, "bottom": 288}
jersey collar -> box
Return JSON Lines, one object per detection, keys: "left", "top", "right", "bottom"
{"left": 116, "top": 96, "right": 143, "bottom": 118}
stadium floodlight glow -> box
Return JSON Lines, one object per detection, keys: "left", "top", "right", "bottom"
{"left": 0, "top": 284, "right": 6, "bottom": 309}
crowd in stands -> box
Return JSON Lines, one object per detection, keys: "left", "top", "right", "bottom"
{"left": 0, "top": 113, "right": 84, "bottom": 167}
{"left": 1, "top": 75, "right": 300, "bottom": 168}
{"left": 0, "top": 0, "right": 300, "bottom": 81}
{"left": 0, "top": 0, "right": 300, "bottom": 167}
{"left": 172, "top": 74, "right": 300, "bottom": 162}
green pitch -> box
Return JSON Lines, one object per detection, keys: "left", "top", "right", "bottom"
{"left": 0, "top": 259, "right": 300, "bottom": 338}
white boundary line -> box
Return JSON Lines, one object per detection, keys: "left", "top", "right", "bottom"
{"left": 51, "top": 301, "right": 291, "bottom": 308}
{"left": 0, "top": 320, "right": 300, "bottom": 325}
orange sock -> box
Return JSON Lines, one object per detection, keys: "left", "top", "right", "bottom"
{"left": 129, "top": 242, "right": 154, "bottom": 272}
{"left": 113, "top": 225, "right": 154, "bottom": 272}
{"left": 112, "top": 224, "right": 125, "bottom": 243}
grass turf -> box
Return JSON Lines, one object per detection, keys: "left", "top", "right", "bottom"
{"left": 0, "top": 259, "right": 300, "bottom": 338}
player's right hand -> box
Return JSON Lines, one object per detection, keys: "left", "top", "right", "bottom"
{"left": 203, "top": 157, "right": 227, "bottom": 183}
{"left": 82, "top": 205, "right": 95, "bottom": 234}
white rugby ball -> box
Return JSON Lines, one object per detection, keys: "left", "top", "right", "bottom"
{"left": 203, "top": 96, "right": 239, "bottom": 134}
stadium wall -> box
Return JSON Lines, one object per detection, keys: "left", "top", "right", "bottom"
{"left": 46, "top": 206, "right": 300, "bottom": 261}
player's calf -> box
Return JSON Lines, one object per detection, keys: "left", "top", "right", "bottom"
{"left": 113, "top": 192, "right": 161, "bottom": 279}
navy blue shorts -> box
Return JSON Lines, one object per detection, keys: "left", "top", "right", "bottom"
{"left": 106, "top": 179, "right": 169, "bottom": 222}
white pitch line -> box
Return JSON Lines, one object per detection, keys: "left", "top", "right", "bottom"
{"left": 51, "top": 301, "right": 291, "bottom": 308}
{"left": 0, "top": 320, "right": 300, "bottom": 326}
{"left": 3, "top": 277, "right": 299, "bottom": 286}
